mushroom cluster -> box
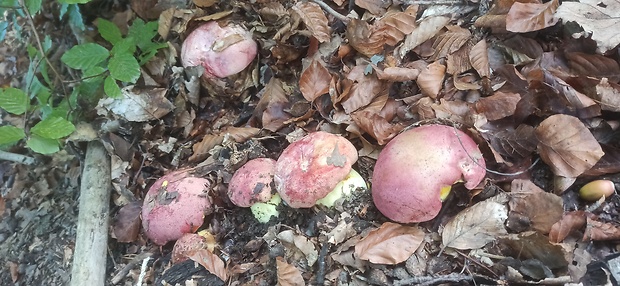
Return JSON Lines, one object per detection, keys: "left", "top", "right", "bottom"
{"left": 371, "top": 124, "right": 487, "bottom": 223}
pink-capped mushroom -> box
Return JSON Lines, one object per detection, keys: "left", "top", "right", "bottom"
{"left": 142, "top": 170, "right": 213, "bottom": 245}
{"left": 228, "top": 158, "right": 281, "bottom": 223}
{"left": 372, "top": 124, "right": 486, "bottom": 223}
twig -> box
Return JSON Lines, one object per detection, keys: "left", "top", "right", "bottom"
{"left": 402, "top": 0, "right": 467, "bottom": 5}
{"left": 394, "top": 273, "right": 474, "bottom": 286}
{"left": 310, "top": 0, "right": 350, "bottom": 24}
{"left": 136, "top": 255, "right": 152, "bottom": 286}
{"left": 110, "top": 252, "right": 154, "bottom": 285}
{"left": 0, "top": 150, "right": 36, "bottom": 165}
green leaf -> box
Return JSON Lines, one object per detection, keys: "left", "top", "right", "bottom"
{"left": 57, "top": 0, "right": 91, "bottom": 3}
{"left": 138, "top": 42, "right": 168, "bottom": 65}
{"left": 26, "top": 134, "right": 59, "bottom": 154}
{"left": 0, "top": 87, "right": 28, "bottom": 115}
{"left": 104, "top": 76, "right": 122, "bottom": 98}
{"left": 0, "top": 21, "right": 8, "bottom": 42}
{"left": 31, "top": 117, "right": 75, "bottom": 139}
{"left": 59, "top": 3, "right": 68, "bottom": 19}
{"left": 61, "top": 43, "right": 109, "bottom": 70}
{"left": 82, "top": 66, "right": 106, "bottom": 82}
{"left": 97, "top": 18, "right": 123, "bottom": 45}
{"left": 111, "top": 37, "right": 136, "bottom": 55}
{"left": 108, "top": 52, "right": 140, "bottom": 83}
{"left": 24, "top": 0, "right": 42, "bottom": 15}
{"left": 67, "top": 4, "right": 85, "bottom": 31}
{"left": 128, "top": 19, "right": 159, "bottom": 50}
{"left": 0, "top": 125, "right": 26, "bottom": 145}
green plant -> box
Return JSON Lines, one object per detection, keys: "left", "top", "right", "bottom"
{"left": 0, "top": 0, "right": 166, "bottom": 155}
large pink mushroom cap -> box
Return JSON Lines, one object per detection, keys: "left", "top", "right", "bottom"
{"left": 275, "top": 132, "right": 358, "bottom": 208}
{"left": 142, "top": 170, "right": 213, "bottom": 245}
{"left": 181, "top": 21, "right": 257, "bottom": 79}
{"left": 228, "top": 158, "right": 277, "bottom": 207}
{"left": 372, "top": 125, "right": 486, "bottom": 223}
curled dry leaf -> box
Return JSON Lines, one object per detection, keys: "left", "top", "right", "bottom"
{"left": 189, "top": 134, "right": 224, "bottom": 162}
{"left": 299, "top": 58, "right": 332, "bottom": 101}
{"left": 188, "top": 249, "right": 227, "bottom": 282}
{"left": 277, "top": 230, "right": 318, "bottom": 266}
{"left": 416, "top": 61, "right": 446, "bottom": 98}
{"left": 469, "top": 39, "right": 490, "bottom": 78}
{"left": 351, "top": 111, "right": 403, "bottom": 145}
{"left": 276, "top": 257, "right": 305, "bottom": 286}
{"left": 254, "top": 78, "right": 292, "bottom": 132}
{"left": 354, "top": 222, "right": 424, "bottom": 265}
{"left": 535, "top": 114, "right": 605, "bottom": 177}
{"left": 346, "top": 19, "right": 388, "bottom": 57}
{"left": 549, "top": 211, "right": 587, "bottom": 243}
{"left": 442, "top": 200, "right": 508, "bottom": 250}
{"left": 506, "top": 0, "right": 559, "bottom": 33}
{"left": 431, "top": 25, "right": 471, "bottom": 60}
{"left": 475, "top": 91, "right": 521, "bottom": 121}
{"left": 565, "top": 52, "right": 620, "bottom": 82}
{"left": 375, "top": 66, "right": 420, "bottom": 82}
{"left": 594, "top": 78, "right": 620, "bottom": 112}
{"left": 583, "top": 217, "right": 620, "bottom": 241}
{"left": 221, "top": 126, "right": 261, "bottom": 143}
{"left": 508, "top": 180, "right": 564, "bottom": 234}
{"left": 341, "top": 65, "right": 388, "bottom": 113}
{"left": 291, "top": 2, "right": 330, "bottom": 43}
{"left": 400, "top": 16, "right": 450, "bottom": 58}
{"left": 112, "top": 200, "right": 142, "bottom": 243}
{"left": 379, "top": 5, "right": 418, "bottom": 46}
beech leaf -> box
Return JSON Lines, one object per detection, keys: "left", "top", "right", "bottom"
{"left": 442, "top": 201, "right": 508, "bottom": 250}
{"left": 291, "top": 2, "right": 331, "bottom": 43}
{"left": 300, "top": 58, "right": 332, "bottom": 101}
{"left": 469, "top": 39, "right": 490, "bottom": 78}
{"left": 416, "top": 61, "right": 446, "bottom": 98}
{"left": 276, "top": 257, "right": 305, "bottom": 286}
{"left": 379, "top": 5, "right": 418, "bottom": 46}
{"left": 400, "top": 16, "right": 450, "bottom": 58}
{"left": 535, "top": 114, "right": 604, "bottom": 177}
{"left": 506, "top": 0, "right": 559, "bottom": 33}
{"left": 549, "top": 211, "right": 587, "bottom": 243}
{"left": 354, "top": 222, "right": 424, "bottom": 264}
{"left": 555, "top": 0, "right": 620, "bottom": 53}
{"left": 188, "top": 249, "right": 227, "bottom": 282}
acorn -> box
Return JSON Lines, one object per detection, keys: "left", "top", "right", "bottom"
{"left": 579, "top": 180, "right": 616, "bottom": 202}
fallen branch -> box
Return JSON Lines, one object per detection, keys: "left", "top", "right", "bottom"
{"left": 70, "top": 141, "right": 111, "bottom": 286}
{"left": 0, "top": 150, "right": 36, "bottom": 165}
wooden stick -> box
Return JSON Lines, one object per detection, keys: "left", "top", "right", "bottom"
{"left": 70, "top": 141, "right": 111, "bottom": 286}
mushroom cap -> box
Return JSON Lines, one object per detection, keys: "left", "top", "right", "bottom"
{"left": 275, "top": 131, "right": 358, "bottom": 208}
{"left": 142, "top": 170, "right": 213, "bottom": 245}
{"left": 181, "top": 21, "right": 257, "bottom": 79}
{"left": 228, "top": 158, "right": 277, "bottom": 207}
{"left": 372, "top": 125, "right": 486, "bottom": 223}
{"left": 171, "top": 233, "right": 209, "bottom": 263}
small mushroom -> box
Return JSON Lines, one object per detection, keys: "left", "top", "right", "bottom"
{"left": 142, "top": 170, "right": 213, "bottom": 245}
{"left": 274, "top": 131, "right": 361, "bottom": 208}
{"left": 181, "top": 21, "right": 257, "bottom": 79}
{"left": 372, "top": 125, "right": 486, "bottom": 223}
{"left": 171, "top": 232, "right": 211, "bottom": 263}
{"left": 227, "top": 158, "right": 280, "bottom": 222}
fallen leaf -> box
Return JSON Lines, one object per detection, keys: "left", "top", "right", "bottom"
{"left": 277, "top": 230, "right": 318, "bottom": 266}
{"left": 475, "top": 91, "right": 521, "bottom": 121}
{"left": 96, "top": 87, "right": 174, "bottom": 122}
{"left": 555, "top": 0, "right": 620, "bottom": 53}
{"left": 188, "top": 249, "right": 227, "bottom": 281}
{"left": 506, "top": 0, "right": 559, "bottom": 33}
{"left": 535, "top": 114, "right": 605, "bottom": 177}
{"left": 221, "top": 126, "right": 261, "bottom": 143}
{"left": 346, "top": 19, "right": 387, "bottom": 57}
{"left": 112, "top": 201, "right": 142, "bottom": 243}
{"left": 565, "top": 52, "right": 620, "bottom": 83}
{"left": 431, "top": 25, "right": 471, "bottom": 60}
{"left": 442, "top": 200, "right": 508, "bottom": 250}
{"left": 254, "top": 78, "right": 292, "bottom": 132}
{"left": 354, "top": 222, "right": 424, "bottom": 264}
{"left": 499, "top": 232, "right": 568, "bottom": 270}
{"left": 189, "top": 134, "right": 224, "bottom": 163}
{"left": 583, "top": 217, "right": 620, "bottom": 241}
{"left": 416, "top": 61, "right": 446, "bottom": 98}
{"left": 299, "top": 58, "right": 332, "bottom": 101}
{"left": 469, "top": 40, "right": 490, "bottom": 78}
{"left": 379, "top": 5, "right": 418, "bottom": 46}
{"left": 508, "top": 180, "right": 564, "bottom": 234}
{"left": 549, "top": 211, "right": 587, "bottom": 243}
{"left": 341, "top": 65, "right": 388, "bottom": 113}
{"left": 291, "top": 2, "right": 331, "bottom": 43}
{"left": 355, "top": 0, "right": 387, "bottom": 15}
{"left": 276, "top": 257, "right": 305, "bottom": 286}
{"left": 485, "top": 124, "right": 537, "bottom": 159}
{"left": 594, "top": 78, "right": 620, "bottom": 112}
{"left": 400, "top": 16, "right": 450, "bottom": 58}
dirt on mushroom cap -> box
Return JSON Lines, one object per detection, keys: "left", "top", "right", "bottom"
{"left": 274, "top": 131, "right": 358, "bottom": 208}
{"left": 371, "top": 125, "right": 486, "bottom": 223}
{"left": 228, "top": 158, "right": 276, "bottom": 207}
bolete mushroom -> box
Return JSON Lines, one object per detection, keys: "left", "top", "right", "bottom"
{"left": 181, "top": 21, "right": 257, "bottom": 79}
{"left": 274, "top": 131, "right": 363, "bottom": 208}
{"left": 372, "top": 125, "right": 486, "bottom": 223}
{"left": 228, "top": 158, "right": 281, "bottom": 223}
{"left": 142, "top": 170, "right": 213, "bottom": 245}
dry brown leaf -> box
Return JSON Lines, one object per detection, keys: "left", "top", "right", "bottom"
{"left": 535, "top": 114, "right": 605, "bottom": 177}
{"left": 291, "top": 2, "right": 331, "bottom": 43}
{"left": 0, "top": 195, "right": 5, "bottom": 216}
{"left": 506, "top": 0, "right": 559, "bottom": 33}
{"left": 354, "top": 222, "right": 424, "bottom": 264}
{"left": 486, "top": 124, "right": 537, "bottom": 159}
{"left": 355, "top": 0, "right": 388, "bottom": 15}
{"left": 112, "top": 201, "right": 142, "bottom": 243}
{"left": 594, "top": 78, "right": 620, "bottom": 112}
{"left": 255, "top": 78, "right": 292, "bottom": 132}
{"left": 469, "top": 40, "right": 490, "bottom": 78}
{"left": 475, "top": 91, "right": 521, "bottom": 121}
{"left": 277, "top": 230, "right": 318, "bottom": 266}
{"left": 346, "top": 19, "right": 387, "bottom": 57}
{"left": 189, "top": 134, "right": 224, "bottom": 162}
{"left": 431, "top": 98, "right": 474, "bottom": 125}
{"left": 446, "top": 45, "right": 473, "bottom": 75}
{"left": 442, "top": 200, "right": 508, "bottom": 250}
{"left": 473, "top": 14, "right": 507, "bottom": 32}
{"left": 375, "top": 66, "right": 420, "bottom": 82}
{"left": 221, "top": 126, "right": 261, "bottom": 143}
{"left": 549, "top": 211, "right": 587, "bottom": 243}
{"left": 566, "top": 52, "right": 620, "bottom": 82}
{"left": 431, "top": 25, "right": 471, "bottom": 60}
{"left": 416, "top": 61, "right": 446, "bottom": 98}
{"left": 583, "top": 217, "right": 620, "bottom": 241}
{"left": 341, "top": 65, "right": 388, "bottom": 113}
{"left": 555, "top": 0, "right": 620, "bottom": 53}
{"left": 499, "top": 232, "right": 568, "bottom": 270}
{"left": 299, "top": 58, "right": 332, "bottom": 101}
{"left": 351, "top": 111, "right": 402, "bottom": 145}
{"left": 400, "top": 16, "right": 450, "bottom": 58}
{"left": 379, "top": 5, "right": 418, "bottom": 46}
{"left": 96, "top": 87, "right": 173, "bottom": 122}
{"left": 276, "top": 257, "right": 305, "bottom": 286}
{"left": 508, "top": 182, "right": 564, "bottom": 234}
{"left": 188, "top": 249, "right": 227, "bottom": 282}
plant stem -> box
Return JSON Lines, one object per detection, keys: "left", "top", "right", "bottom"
{"left": 0, "top": 150, "right": 36, "bottom": 165}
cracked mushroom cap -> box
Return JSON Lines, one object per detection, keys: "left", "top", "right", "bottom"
{"left": 372, "top": 125, "right": 486, "bottom": 223}
{"left": 181, "top": 21, "right": 257, "bottom": 79}
{"left": 228, "top": 158, "right": 277, "bottom": 207}
{"left": 274, "top": 131, "right": 358, "bottom": 208}
{"left": 142, "top": 170, "right": 213, "bottom": 245}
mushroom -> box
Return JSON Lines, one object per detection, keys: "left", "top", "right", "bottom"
{"left": 274, "top": 131, "right": 363, "bottom": 208}
{"left": 142, "top": 170, "right": 213, "bottom": 245}
{"left": 181, "top": 21, "right": 257, "bottom": 79}
{"left": 171, "top": 231, "right": 211, "bottom": 263}
{"left": 372, "top": 125, "right": 486, "bottom": 223}
{"left": 227, "top": 158, "right": 281, "bottom": 222}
